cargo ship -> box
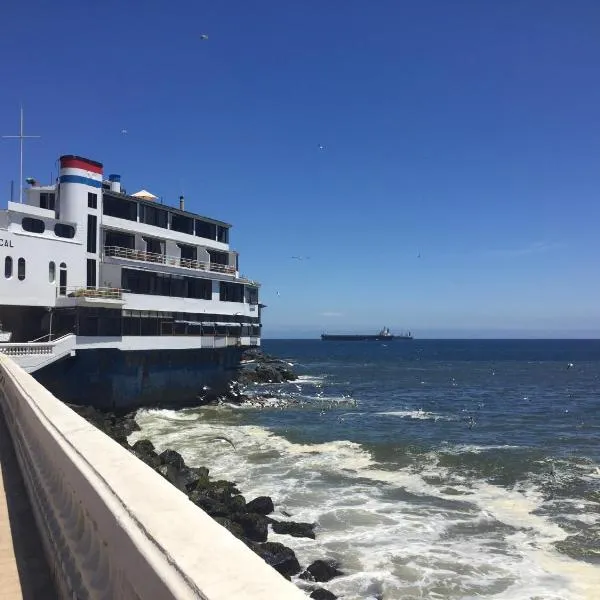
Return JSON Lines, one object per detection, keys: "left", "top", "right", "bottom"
{"left": 321, "top": 327, "right": 413, "bottom": 341}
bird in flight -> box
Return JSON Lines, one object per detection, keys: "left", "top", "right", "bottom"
{"left": 200, "top": 34, "right": 209, "bottom": 40}
{"left": 318, "top": 144, "right": 325, "bottom": 150}
{"left": 291, "top": 256, "right": 310, "bottom": 260}
{"left": 121, "top": 129, "right": 128, "bottom": 135}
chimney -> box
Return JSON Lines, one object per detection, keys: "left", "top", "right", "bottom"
{"left": 108, "top": 174, "right": 121, "bottom": 193}
{"left": 179, "top": 195, "right": 185, "bottom": 211}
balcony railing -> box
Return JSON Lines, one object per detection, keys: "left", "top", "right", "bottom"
{"left": 104, "top": 246, "right": 236, "bottom": 275}
{"left": 57, "top": 286, "right": 126, "bottom": 299}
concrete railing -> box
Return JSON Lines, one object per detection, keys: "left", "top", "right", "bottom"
{"left": 0, "top": 355, "right": 305, "bottom": 600}
{"left": 0, "top": 334, "right": 76, "bottom": 373}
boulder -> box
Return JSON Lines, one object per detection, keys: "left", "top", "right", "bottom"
{"left": 157, "top": 464, "right": 187, "bottom": 493}
{"left": 131, "top": 439, "right": 155, "bottom": 454}
{"left": 300, "top": 560, "right": 343, "bottom": 583}
{"left": 159, "top": 449, "right": 186, "bottom": 470}
{"left": 271, "top": 520, "right": 315, "bottom": 539}
{"left": 189, "top": 492, "right": 230, "bottom": 518}
{"left": 245, "top": 496, "right": 275, "bottom": 515}
{"left": 232, "top": 513, "right": 269, "bottom": 542}
{"left": 212, "top": 517, "right": 245, "bottom": 539}
{"left": 250, "top": 541, "right": 302, "bottom": 578}
{"left": 310, "top": 589, "right": 338, "bottom": 600}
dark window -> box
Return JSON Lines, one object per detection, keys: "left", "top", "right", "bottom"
{"left": 220, "top": 281, "right": 244, "bottom": 302}
{"left": 86, "top": 259, "right": 97, "bottom": 288}
{"left": 103, "top": 194, "right": 137, "bottom": 221}
{"left": 188, "top": 277, "right": 212, "bottom": 299}
{"left": 104, "top": 229, "right": 135, "bottom": 250}
{"left": 59, "top": 263, "right": 67, "bottom": 295}
{"left": 87, "top": 215, "right": 97, "bottom": 253}
{"left": 40, "top": 193, "right": 55, "bottom": 210}
{"left": 246, "top": 286, "right": 259, "bottom": 304}
{"left": 88, "top": 192, "right": 98, "bottom": 209}
{"left": 171, "top": 213, "right": 194, "bottom": 234}
{"left": 140, "top": 204, "right": 168, "bottom": 229}
{"left": 123, "top": 316, "right": 141, "bottom": 336}
{"left": 217, "top": 226, "right": 229, "bottom": 243}
{"left": 17, "top": 258, "right": 25, "bottom": 281}
{"left": 54, "top": 223, "right": 75, "bottom": 238}
{"left": 22, "top": 217, "right": 45, "bottom": 234}
{"left": 208, "top": 250, "right": 228, "bottom": 265}
{"left": 49, "top": 261, "right": 55, "bottom": 283}
{"left": 179, "top": 244, "right": 197, "bottom": 262}
{"left": 4, "top": 256, "right": 12, "bottom": 278}
{"left": 195, "top": 219, "right": 217, "bottom": 240}
{"left": 144, "top": 237, "right": 163, "bottom": 255}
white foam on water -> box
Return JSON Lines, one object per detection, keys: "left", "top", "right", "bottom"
{"left": 376, "top": 409, "right": 455, "bottom": 421}
{"left": 296, "top": 375, "right": 328, "bottom": 385}
{"left": 130, "top": 411, "right": 600, "bottom": 600}
{"left": 438, "top": 444, "right": 525, "bottom": 455}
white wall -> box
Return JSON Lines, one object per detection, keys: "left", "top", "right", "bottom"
{"left": 0, "top": 355, "right": 301, "bottom": 599}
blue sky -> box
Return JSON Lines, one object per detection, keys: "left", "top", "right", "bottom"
{"left": 2, "top": 0, "right": 600, "bottom": 338}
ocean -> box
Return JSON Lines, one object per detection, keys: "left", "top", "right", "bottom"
{"left": 129, "top": 339, "right": 600, "bottom": 600}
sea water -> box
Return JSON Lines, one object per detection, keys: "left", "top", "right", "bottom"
{"left": 129, "top": 339, "right": 600, "bottom": 599}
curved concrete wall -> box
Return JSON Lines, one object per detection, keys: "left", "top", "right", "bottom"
{"left": 0, "top": 355, "right": 306, "bottom": 599}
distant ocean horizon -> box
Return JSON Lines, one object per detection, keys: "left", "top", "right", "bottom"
{"left": 132, "top": 339, "right": 600, "bottom": 599}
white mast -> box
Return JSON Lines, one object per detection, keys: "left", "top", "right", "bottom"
{"left": 2, "top": 107, "right": 41, "bottom": 203}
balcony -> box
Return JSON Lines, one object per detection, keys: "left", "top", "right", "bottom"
{"left": 103, "top": 246, "right": 236, "bottom": 275}
{"left": 56, "top": 286, "right": 127, "bottom": 308}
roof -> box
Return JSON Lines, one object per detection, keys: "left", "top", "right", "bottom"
{"left": 131, "top": 189, "right": 158, "bottom": 200}
{"left": 102, "top": 190, "right": 232, "bottom": 228}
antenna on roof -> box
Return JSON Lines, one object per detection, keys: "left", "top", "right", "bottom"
{"left": 1, "top": 107, "right": 41, "bottom": 203}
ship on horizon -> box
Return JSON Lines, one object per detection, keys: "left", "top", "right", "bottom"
{"left": 321, "top": 327, "right": 413, "bottom": 341}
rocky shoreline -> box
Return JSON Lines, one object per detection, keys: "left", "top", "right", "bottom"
{"left": 68, "top": 350, "right": 342, "bottom": 600}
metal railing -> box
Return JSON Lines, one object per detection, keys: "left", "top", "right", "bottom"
{"left": 103, "top": 246, "right": 236, "bottom": 274}
{"left": 0, "top": 334, "right": 73, "bottom": 356}
{"left": 57, "top": 286, "right": 126, "bottom": 299}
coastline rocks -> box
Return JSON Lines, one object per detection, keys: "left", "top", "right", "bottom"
{"left": 236, "top": 349, "right": 298, "bottom": 386}
{"left": 159, "top": 449, "right": 186, "bottom": 470}
{"left": 245, "top": 496, "right": 274, "bottom": 515}
{"left": 248, "top": 541, "right": 302, "bottom": 578}
{"left": 271, "top": 519, "right": 316, "bottom": 539}
{"left": 231, "top": 513, "right": 269, "bottom": 542}
{"left": 310, "top": 589, "right": 338, "bottom": 600}
{"left": 300, "top": 560, "right": 344, "bottom": 583}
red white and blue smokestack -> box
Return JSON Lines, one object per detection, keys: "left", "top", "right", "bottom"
{"left": 109, "top": 174, "right": 121, "bottom": 193}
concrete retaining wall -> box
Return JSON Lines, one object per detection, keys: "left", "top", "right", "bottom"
{"left": 0, "top": 354, "right": 306, "bottom": 599}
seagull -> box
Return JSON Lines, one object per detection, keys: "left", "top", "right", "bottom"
{"left": 276, "top": 291, "right": 280, "bottom": 296}
{"left": 200, "top": 34, "right": 209, "bottom": 40}
{"left": 318, "top": 144, "right": 325, "bottom": 150}
{"left": 121, "top": 129, "right": 128, "bottom": 135}
{"left": 209, "top": 435, "right": 236, "bottom": 450}
{"left": 291, "top": 256, "right": 310, "bottom": 260}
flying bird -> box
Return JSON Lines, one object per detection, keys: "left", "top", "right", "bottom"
{"left": 121, "top": 129, "right": 128, "bottom": 135}
{"left": 291, "top": 256, "right": 310, "bottom": 260}
{"left": 200, "top": 34, "right": 209, "bottom": 40}
{"left": 318, "top": 144, "right": 325, "bottom": 150}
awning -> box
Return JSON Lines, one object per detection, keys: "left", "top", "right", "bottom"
{"left": 215, "top": 322, "right": 242, "bottom": 327}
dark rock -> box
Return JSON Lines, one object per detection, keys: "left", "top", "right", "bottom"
{"left": 227, "top": 494, "right": 247, "bottom": 512}
{"left": 133, "top": 448, "right": 162, "bottom": 469}
{"left": 300, "top": 560, "right": 344, "bottom": 583}
{"left": 249, "top": 541, "right": 302, "bottom": 577}
{"left": 212, "top": 517, "right": 245, "bottom": 539}
{"left": 157, "top": 464, "right": 187, "bottom": 493}
{"left": 189, "top": 492, "right": 231, "bottom": 518}
{"left": 271, "top": 520, "right": 315, "bottom": 539}
{"left": 159, "top": 449, "right": 186, "bottom": 470}
{"left": 232, "top": 513, "right": 269, "bottom": 542}
{"left": 310, "top": 589, "right": 338, "bottom": 600}
{"left": 132, "top": 439, "right": 155, "bottom": 454}
{"left": 245, "top": 496, "right": 275, "bottom": 515}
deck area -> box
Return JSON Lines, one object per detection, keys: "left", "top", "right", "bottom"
{"left": 0, "top": 410, "right": 56, "bottom": 599}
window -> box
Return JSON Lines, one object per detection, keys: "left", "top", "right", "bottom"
{"left": 4, "top": 256, "right": 12, "bottom": 278}
{"left": 220, "top": 281, "right": 244, "bottom": 302}
{"left": 217, "top": 226, "right": 229, "bottom": 243}
{"left": 17, "top": 258, "right": 25, "bottom": 281}
{"left": 87, "top": 214, "right": 97, "bottom": 253}
{"left": 144, "top": 237, "right": 163, "bottom": 255}
{"left": 54, "top": 223, "right": 75, "bottom": 238}
{"left": 86, "top": 259, "right": 97, "bottom": 288}
{"left": 40, "top": 193, "right": 55, "bottom": 210}
{"left": 88, "top": 192, "right": 98, "bottom": 209}
{"left": 140, "top": 204, "right": 168, "bottom": 229}
{"left": 195, "top": 219, "right": 217, "bottom": 240}
{"left": 59, "top": 263, "right": 67, "bottom": 295}
{"left": 49, "top": 261, "right": 55, "bottom": 283}
{"left": 103, "top": 194, "right": 137, "bottom": 221}
{"left": 179, "top": 244, "right": 197, "bottom": 262}
{"left": 171, "top": 213, "right": 194, "bottom": 234}
{"left": 105, "top": 229, "right": 135, "bottom": 249}
{"left": 22, "top": 217, "right": 45, "bottom": 234}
